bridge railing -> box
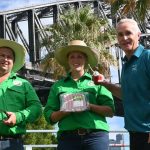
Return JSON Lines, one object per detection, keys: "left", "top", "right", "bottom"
{"left": 24, "top": 130, "right": 129, "bottom": 150}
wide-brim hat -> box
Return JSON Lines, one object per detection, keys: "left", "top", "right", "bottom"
{"left": 55, "top": 40, "right": 99, "bottom": 69}
{"left": 0, "top": 39, "right": 26, "bottom": 72}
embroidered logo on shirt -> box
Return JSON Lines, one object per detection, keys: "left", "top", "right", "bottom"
{"left": 132, "top": 65, "right": 137, "bottom": 71}
{"left": 13, "top": 80, "right": 22, "bottom": 86}
{"left": 142, "top": 123, "right": 150, "bottom": 128}
{"left": 87, "top": 81, "right": 95, "bottom": 86}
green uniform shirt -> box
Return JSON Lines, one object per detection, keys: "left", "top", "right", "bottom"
{"left": 44, "top": 72, "right": 115, "bottom": 134}
{"left": 0, "top": 72, "right": 42, "bottom": 136}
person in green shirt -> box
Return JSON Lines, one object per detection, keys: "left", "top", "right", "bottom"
{"left": 0, "top": 39, "right": 42, "bottom": 150}
{"left": 44, "top": 40, "right": 115, "bottom": 150}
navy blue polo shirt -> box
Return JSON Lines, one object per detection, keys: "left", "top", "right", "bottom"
{"left": 121, "top": 44, "right": 150, "bottom": 132}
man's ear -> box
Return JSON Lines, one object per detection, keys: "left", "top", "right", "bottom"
{"left": 138, "top": 33, "right": 141, "bottom": 40}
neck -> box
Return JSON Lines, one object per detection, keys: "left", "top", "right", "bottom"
{"left": 0, "top": 72, "right": 10, "bottom": 83}
{"left": 126, "top": 52, "right": 134, "bottom": 60}
{"left": 71, "top": 70, "right": 84, "bottom": 81}
{"left": 125, "top": 45, "right": 139, "bottom": 60}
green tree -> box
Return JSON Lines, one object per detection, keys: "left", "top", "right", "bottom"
{"left": 107, "top": 0, "right": 150, "bottom": 22}
{"left": 41, "top": 6, "right": 117, "bottom": 79}
{"left": 23, "top": 114, "right": 57, "bottom": 150}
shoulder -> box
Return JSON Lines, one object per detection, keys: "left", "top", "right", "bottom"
{"left": 51, "top": 78, "right": 65, "bottom": 88}
{"left": 142, "top": 49, "right": 150, "bottom": 60}
{"left": 11, "top": 75, "right": 34, "bottom": 89}
{"left": 15, "top": 75, "right": 30, "bottom": 83}
{"left": 143, "top": 48, "right": 150, "bottom": 53}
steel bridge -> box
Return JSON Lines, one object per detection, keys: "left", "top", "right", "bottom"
{"left": 1, "top": 0, "right": 150, "bottom": 116}
{"left": 1, "top": 0, "right": 150, "bottom": 64}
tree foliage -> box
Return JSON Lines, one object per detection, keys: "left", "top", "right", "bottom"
{"left": 40, "top": 6, "right": 117, "bottom": 78}
{"left": 107, "top": 0, "right": 150, "bottom": 22}
{"left": 23, "top": 113, "right": 57, "bottom": 150}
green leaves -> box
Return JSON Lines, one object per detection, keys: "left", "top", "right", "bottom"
{"left": 108, "top": 0, "right": 150, "bottom": 22}
{"left": 23, "top": 114, "right": 57, "bottom": 149}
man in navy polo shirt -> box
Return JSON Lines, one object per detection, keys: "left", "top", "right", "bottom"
{"left": 99, "top": 18, "right": 150, "bottom": 150}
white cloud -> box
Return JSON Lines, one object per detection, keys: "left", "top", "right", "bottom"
{"left": 107, "top": 116, "right": 125, "bottom": 130}
{"left": 107, "top": 116, "right": 129, "bottom": 146}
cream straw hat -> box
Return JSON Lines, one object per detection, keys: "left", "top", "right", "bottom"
{"left": 55, "top": 40, "right": 99, "bottom": 69}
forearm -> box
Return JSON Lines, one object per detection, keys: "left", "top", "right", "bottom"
{"left": 109, "top": 84, "right": 122, "bottom": 99}
{"left": 148, "top": 133, "right": 150, "bottom": 143}
{"left": 16, "top": 103, "right": 42, "bottom": 124}
{"left": 101, "top": 82, "right": 122, "bottom": 99}
{"left": 89, "top": 104, "right": 114, "bottom": 117}
{"left": 0, "top": 112, "right": 8, "bottom": 121}
{"left": 51, "top": 111, "right": 70, "bottom": 123}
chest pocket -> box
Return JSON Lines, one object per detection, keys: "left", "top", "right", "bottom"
{"left": 4, "top": 85, "right": 26, "bottom": 110}
{"left": 56, "top": 87, "right": 75, "bottom": 96}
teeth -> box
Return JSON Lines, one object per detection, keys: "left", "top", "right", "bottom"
{"left": 74, "top": 64, "right": 79, "bottom": 66}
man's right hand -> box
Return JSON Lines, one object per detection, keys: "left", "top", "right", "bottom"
{"left": 95, "top": 79, "right": 122, "bottom": 99}
{"left": 3, "top": 112, "right": 16, "bottom": 126}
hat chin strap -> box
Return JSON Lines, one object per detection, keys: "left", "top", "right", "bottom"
{"left": 88, "top": 64, "right": 94, "bottom": 73}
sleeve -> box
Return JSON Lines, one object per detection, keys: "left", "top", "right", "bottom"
{"left": 15, "top": 81, "right": 42, "bottom": 124}
{"left": 0, "top": 112, "right": 8, "bottom": 121}
{"left": 97, "top": 85, "right": 115, "bottom": 113}
{"left": 44, "top": 84, "right": 60, "bottom": 125}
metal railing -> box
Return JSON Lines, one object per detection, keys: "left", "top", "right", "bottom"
{"left": 24, "top": 130, "right": 129, "bottom": 150}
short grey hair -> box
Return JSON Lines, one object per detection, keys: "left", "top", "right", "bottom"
{"left": 116, "top": 18, "right": 141, "bottom": 33}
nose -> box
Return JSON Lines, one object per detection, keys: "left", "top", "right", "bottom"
{"left": 122, "top": 34, "right": 129, "bottom": 40}
{"left": 4, "top": 55, "right": 9, "bottom": 60}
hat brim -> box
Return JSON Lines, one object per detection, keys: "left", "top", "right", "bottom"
{"left": 55, "top": 45, "right": 99, "bottom": 69}
{"left": 0, "top": 39, "right": 26, "bottom": 72}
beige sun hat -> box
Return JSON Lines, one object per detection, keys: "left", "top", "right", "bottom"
{"left": 0, "top": 39, "right": 26, "bottom": 72}
{"left": 55, "top": 40, "right": 99, "bottom": 69}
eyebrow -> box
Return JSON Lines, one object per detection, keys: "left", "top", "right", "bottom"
{"left": 0, "top": 47, "right": 15, "bottom": 60}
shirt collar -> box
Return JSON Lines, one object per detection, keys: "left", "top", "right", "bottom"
{"left": 122, "top": 44, "right": 144, "bottom": 62}
{"left": 64, "top": 72, "right": 91, "bottom": 81}
{"left": 9, "top": 72, "right": 17, "bottom": 79}
{"left": 133, "top": 44, "right": 144, "bottom": 57}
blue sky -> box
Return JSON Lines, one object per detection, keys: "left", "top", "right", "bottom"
{"left": 0, "top": 0, "right": 129, "bottom": 147}
{"left": 0, "top": 0, "right": 52, "bottom": 11}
